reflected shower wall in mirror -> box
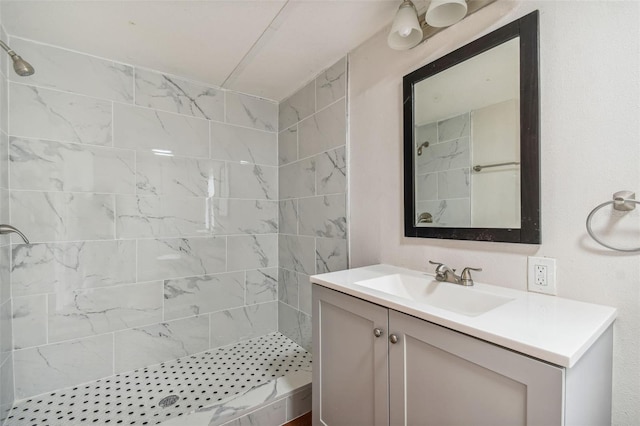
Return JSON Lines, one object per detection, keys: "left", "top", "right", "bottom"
{"left": 403, "top": 11, "right": 539, "bottom": 243}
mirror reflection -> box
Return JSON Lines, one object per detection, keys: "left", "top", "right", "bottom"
{"left": 413, "top": 38, "right": 520, "bottom": 228}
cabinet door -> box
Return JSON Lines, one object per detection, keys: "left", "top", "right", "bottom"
{"left": 313, "top": 285, "right": 389, "bottom": 426}
{"left": 389, "top": 310, "right": 564, "bottom": 426}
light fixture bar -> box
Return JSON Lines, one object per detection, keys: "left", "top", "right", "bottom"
{"left": 416, "top": 0, "right": 497, "bottom": 46}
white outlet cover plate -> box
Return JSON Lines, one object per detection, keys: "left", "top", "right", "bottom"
{"left": 528, "top": 256, "right": 557, "bottom": 295}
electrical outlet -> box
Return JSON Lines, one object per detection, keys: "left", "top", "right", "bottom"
{"left": 528, "top": 256, "right": 556, "bottom": 295}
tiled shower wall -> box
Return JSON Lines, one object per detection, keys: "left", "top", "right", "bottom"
{"left": 7, "top": 37, "right": 280, "bottom": 400}
{"left": 415, "top": 113, "right": 471, "bottom": 226}
{"left": 0, "top": 22, "right": 14, "bottom": 423}
{"left": 277, "top": 58, "right": 348, "bottom": 350}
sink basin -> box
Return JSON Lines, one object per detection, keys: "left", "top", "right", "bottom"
{"left": 354, "top": 274, "right": 513, "bottom": 317}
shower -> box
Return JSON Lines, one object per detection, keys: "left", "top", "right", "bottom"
{"left": 0, "top": 40, "right": 34, "bottom": 76}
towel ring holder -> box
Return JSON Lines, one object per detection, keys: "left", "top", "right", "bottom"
{"left": 586, "top": 191, "right": 640, "bottom": 252}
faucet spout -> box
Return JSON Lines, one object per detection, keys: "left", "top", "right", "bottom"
{"left": 429, "top": 260, "right": 482, "bottom": 286}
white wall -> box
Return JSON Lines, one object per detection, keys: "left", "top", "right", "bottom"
{"left": 348, "top": 1, "right": 639, "bottom": 423}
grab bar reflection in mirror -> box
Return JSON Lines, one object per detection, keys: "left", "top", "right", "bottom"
{"left": 473, "top": 161, "right": 521, "bottom": 172}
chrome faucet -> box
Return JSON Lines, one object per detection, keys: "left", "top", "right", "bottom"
{"left": 429, "top": 261, "right": 482, "bottom": 286}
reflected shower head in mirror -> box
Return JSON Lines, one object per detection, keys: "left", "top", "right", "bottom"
{"left": 0, "top": 40, "right": 34, "bottom": 76}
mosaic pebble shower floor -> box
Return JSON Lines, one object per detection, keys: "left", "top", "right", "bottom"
{"left": 6, "top": 333, "right": 311, "bottom": 426}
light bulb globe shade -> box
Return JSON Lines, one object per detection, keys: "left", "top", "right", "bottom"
{"left": 425, "top": 0, "right": 468, "bottom": 28}
{"left": 388, "top": 2, "right": 423, "bottom": 50}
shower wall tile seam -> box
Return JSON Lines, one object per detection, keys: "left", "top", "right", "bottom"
{"left": 7, "top": 82, "right": 277, "bottom": 139}
{"left": 12, "top": 299, "right": 277, "bottom": 354}
{"left": 279, "top": 143, "right": 346, "bottom": 167}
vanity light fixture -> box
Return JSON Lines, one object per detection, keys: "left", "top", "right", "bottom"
{"left": 388, "top": 1, "right": 423, "bottom": 50}
{"left": 387, "top": 0, "right": 497, "bottom": 51}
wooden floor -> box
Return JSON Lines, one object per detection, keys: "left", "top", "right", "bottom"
{"left": 284, "top": 412, "right": 312, "bottom": 426}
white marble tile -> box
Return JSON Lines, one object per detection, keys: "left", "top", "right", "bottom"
{"left": 137, "top": 237, "right": 226, "bottom": 282}
{"left": 415, "top": 122, "right": 437, "bottom": 146}
{"left": 227, "top": 162, "right": 277, "bottom": 200}
{"left": 114, "top": 315, "right": 209, "bottom": 373}
{"left": 279, "top": 81, "right": 315, "bottom": 131}
{"left": 415, "top": 137, "right": 470, "bottom": 175}
{"left": 13, "top": 334, "right": 113, "bottom": 399}
{"left": 0, "top": 300, "right": 12, "bottom": 364}
{"left": 10, "top": 191, "right": 115, "bottom": 242}
{"left": 278, "top": 303, "right": 311, "bottom": 352}
{"left": 416, "top": 172, "right": 438, "bottom": 201}
{"left": 113, "top": 103, "right": 209, "bottom": 157}
{"left": 10, "top": 137, "right": 135, "bottom": 193}
{"left": 416, "top": 198, "right": 471, "bottom": 227}
{"left": 136, "top": 153, "right": 223, "bottom": 197}
{"left": 164, "top": 272, "right": 245, "bottom": 321}
{"left": 48, "top": 281, "right": 163, "bottom": 343}
{"left": 316, "top": 237, "right": 348, "bottom": 275}
{"left": 438, "top": 112, "right": 470, "bottom": 142}
{"left": 298, "top": 98, "right": 345, "bottom": 159}
{"left": 0, "top": 132, "right": 8, "bottom": 191}
{"left": 298, "top": 194, "right": 347, "bottom": 238}
{"left": 116, "top": 195, "right": 207, "bottom": 238}
{"left": 210, "top": 302, "right": 277, "bottom": 348}
{"left": 221, "top": 398, "right": 287, "bottom": 426}
{"left": 211, "top": 198, "right": 277, "bottom": 235}
{"left": 211, "top": 122, "right": 277, "bottom": 166}
{"left": 12, "top": 295, "right": 47, "bottom": 350}
{"left": 279, "top": 158, "right": 315, "bottom": 200}
{"left": 316, "top": 146, "right": 346, "bottom": 195}
{"left": 9, "top": 37, "right": 133, "bottom": 103}
{"left": 0, "top": 75, "right": 6, "bottom": 137}
{"left": 278, "top": 200, "right": 298, "bottom": 235}
{"left": 316, "top": 57, "right": 346, "bottom": 111}
{"left": 0, "top": 246, "right": 8, "bottom": 306}
{"left": 227, "top": 234, "right": 277, "bottom": 271}
{"left": 0, "top": 355, "right": 14, "bottom": 423}
{"left": 9, "top": 83, "right": 112, "bottom": 146}
{"left": 278, "top": 268, "right": 299, "bottom": 309}
{"left": 278, "top": 126, "right": 298, "bottom": 166}
{"left": 438, "top": 168, "right": 470, "bottom": 199}
{"left": 286, "top": 386, "right": 312, "bottom": 421}
{"left": 278, "top": 235, "right": 315, "bottom": 275}
{"left": 11, "top": 240, "right": 136, "bottom": 297}
{"left": 135, "top": 68, "right": 224, "bottom": 120}
{"left": 225, "top": 92, "right": 277, "bottom": 132}
{"left": 246, "top": 268, "right": 277, "bottom": 305}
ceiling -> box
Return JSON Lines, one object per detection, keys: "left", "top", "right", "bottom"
{"left": 2, "top": 0, "right": 404, "bottom": 101}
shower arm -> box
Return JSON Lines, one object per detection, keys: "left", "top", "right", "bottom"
{"left": 0, "top": 40, "right": 18, "bottom": 58}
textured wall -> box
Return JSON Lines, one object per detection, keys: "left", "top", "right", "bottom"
{"left": 7, "top": 37, "right": 280, "bottom": 399}
{"left": 349, "top": 2, "right": 640, "bottom": 424}
{"left": 277, "top": 58, "right": 348, "bottom": 351}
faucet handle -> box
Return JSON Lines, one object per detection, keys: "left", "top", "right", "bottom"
{"left": 460, "top": 267, "right": 482, "bottom": 286}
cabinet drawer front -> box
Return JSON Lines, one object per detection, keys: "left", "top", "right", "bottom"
{"left": 389, "top": 310, "right": 564, "bottom": 426}
{"left": 313, "top": 285, "right": 390, "bottom": 426}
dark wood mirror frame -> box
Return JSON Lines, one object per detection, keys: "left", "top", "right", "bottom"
{"left": 403, "top": 10, "right": 540, "bottom": 244}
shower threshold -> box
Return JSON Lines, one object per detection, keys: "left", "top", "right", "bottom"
{"left": 6, "top": 332, "right": 312, "bottom": 426}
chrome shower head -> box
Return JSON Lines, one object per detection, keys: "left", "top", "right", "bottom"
{"left": 0, "top": 40, "right": 35, "bottom": 77}
{"left": 11, "top": 54, "right": 34, "bottom": 76}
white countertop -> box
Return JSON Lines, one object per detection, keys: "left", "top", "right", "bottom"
{"left": 311, "top": 264, "right": 617, "bottom": 368}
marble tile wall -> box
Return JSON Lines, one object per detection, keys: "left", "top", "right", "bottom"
{"left": 277, "top": 58, "right": 348, "bottom": 351}
{"left": 0, "top": 21, "right": 14, "bottom": 424}
{"left": 415, "top": 112, "right": 471, "bottom": 227}
{"left": 6, "top": 37, "right": 280, "bottom": 400}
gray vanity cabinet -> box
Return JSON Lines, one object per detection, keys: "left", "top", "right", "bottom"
{"left": 312, "top": 283, "right": 389, "bottom": 426}
{"left": 388, "top": 309, "right": 562, "bottom": 425}
{"left": 313, "top": 284, "right": 613, "bottom": 426}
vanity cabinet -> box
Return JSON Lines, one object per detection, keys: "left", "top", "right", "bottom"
{"left": 312, "top": 284, "right": 613, "bottom": 426}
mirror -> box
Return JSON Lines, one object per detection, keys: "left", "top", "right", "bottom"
{"left": 403, "top": 11, "right": 540, "bottom": 243}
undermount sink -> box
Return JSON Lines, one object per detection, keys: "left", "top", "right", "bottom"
{"left": 354, "top": 273, "right": 513, "bottom": 317}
